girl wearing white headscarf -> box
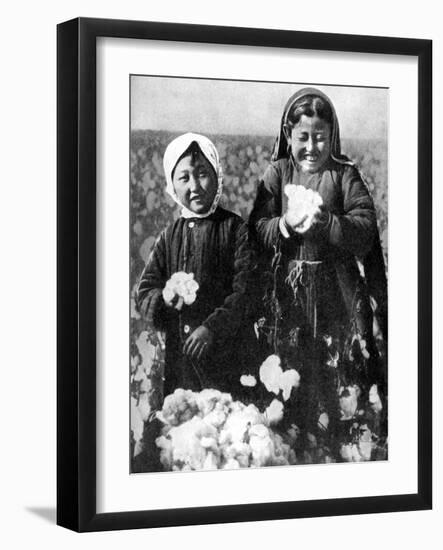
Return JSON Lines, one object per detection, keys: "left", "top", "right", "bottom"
{"left": 137, "top": 133, "right": 257, "bottom": 398}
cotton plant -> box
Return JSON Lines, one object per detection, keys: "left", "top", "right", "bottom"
{"left": 151, "top": 352, "right": 383, "bottom": 469}
{"left": 284, "top": 184, "right": 323, "bottom": 233}
{"left": 162, "top": 271, "right": 199, "bottom": 309}
{"left": 238, "top": 354, "right": 301, "bottom": 452}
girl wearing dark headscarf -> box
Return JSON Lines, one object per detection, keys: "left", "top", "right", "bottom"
{"left": 249, "top": 88, "right": 387, "bottom": 462}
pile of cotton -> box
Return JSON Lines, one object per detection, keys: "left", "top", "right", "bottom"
{"left": 155, "top": 388, "right": 296, "bottom": 471}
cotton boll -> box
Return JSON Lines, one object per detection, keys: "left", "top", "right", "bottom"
{"left": 186, "top": 279, "right": 199, "bottom": 294}
{"left": 223, "top": 404, "right": 262, "bottom": 443}
{"left": 259, "top": 354, "right": 283, "bottom": 395}
{"left": 221, "top": 441, "right": 251, "bottom": 467}
{"left": 200, "top": 436, "right": 218, "bottom": 450}
{"left": 249, "top": 424, "right": 270, "bottom": 438}
{"left": 168, "top": 425, "right": 205, "bottom": 470}
{"left": 358, "top": 336, "right": 370, "bottom": 359}
{"left": 220, "top": 441, "right": 237, "bottom": 460}
{"left": 234, "top": 447, "right": 252, "bottom": 468}
{"left": 358, "top": 425, "right": 374, "bottom": 461}
{"left": 243, "top": 404, "right": 263, "bottom": 425}
{"left": 249, "top": 426, "right": 273, "bottom": 466}
{"left": 264, "top": 399, "right": 284, "bottom": 426}
{"left": 318, "top": 412, "right": 330, "bottom": 431}
{"left": 339, "top": 443, "right": 354, "bottom": 462}
{"left": 160, "top": 389, "right": 199, "bottom": 427}
{"left": 183, "top": 292, "right": 196, "bottom": 305}
{"left": 218, "top": 429, "right": 232, "bottom": 447}
{"left": 167, "top": 417, "right": 219, "bottom": 470}
{"left": 284, "top": 184, "right": 323, "bottom": 232}
{"left": 269, "top": 433, "right": 294, "bottom": 466}
{"left": 369, "top": 384, "right": 383, "bottom": 414}
{"left": 155, "top": 435, "right": 173, "bottom": 469}
{"left": 163, "top": 272, "right": 199, "bottom": 307}
{"left": 228, "top": 401, "right": 244, "bottom": 414}
{"left": 279, "top": 369, "right": 300, "bottom": 401}
{"left": 240, "top": 374, "right": 257, "bottom": 387}
{"left": 204, "top": 407, "right": 228, "bottom": 429}
{"left": 351, "top": 444, "right": 363, "bottom": 462}
{"left": 220, "top": 392, "right": 234, "bottom": 406}
{"left": 196, "top": 388, "right": 222, "bottom": 416}
{"left": 162, "top": 286, "right": 175, "bottom": 304}
{"left": 339, "top": 385, "right": 361, "bottom": 420}
{"left": 248, "top": 424, "right": 291, "bottom": 468}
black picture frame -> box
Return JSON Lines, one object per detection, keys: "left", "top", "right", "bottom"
{"left": 57, "top": 17, "right": 432, "bottom": 532}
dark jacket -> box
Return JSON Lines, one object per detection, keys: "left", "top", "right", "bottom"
{"left": 257, "top": 86, "right": 387, "bottom": 339}
{"left": 136, "top": 207, "right": 257, "bottom": 396}
{"left": 249, "top": 157, "right": 387, "bottom": 338}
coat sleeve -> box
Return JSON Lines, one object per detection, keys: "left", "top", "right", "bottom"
{"left": 320, "top": 165, "right": 378, "bottom": 257}
{"left": 135, "top": 230, "right": 170, "bottom": 331}
{"left": 248, "top": 163, "right": 287, "bottom": 252}
{"left": 201, "top": 221, "right": 257, "bottom": 341}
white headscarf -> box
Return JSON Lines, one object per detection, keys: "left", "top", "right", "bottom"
{"left": 163, "top": 133, "right": 224, "bottom": 219}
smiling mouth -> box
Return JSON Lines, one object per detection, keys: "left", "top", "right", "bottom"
{"left": 303, "top": 155, "right": 318, "bottom": 162}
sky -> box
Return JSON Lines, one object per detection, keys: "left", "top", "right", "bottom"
{"left": 131, "top": 76, "right": 388, "bottom": 140}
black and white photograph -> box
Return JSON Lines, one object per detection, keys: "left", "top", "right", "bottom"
{"left": 130, "top": 76, "right": 388, "bottom": 473}
{"left": 1, "top": 1, "right": 435, "bottom": 542}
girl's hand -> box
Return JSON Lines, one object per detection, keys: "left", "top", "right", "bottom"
{"left": 295, "top": 207, "right": 330, "bottom": 235}
{"left": 283, "top": 211, "right": 308, "bottom": 231}
{"left": 183, "top": 326, "right": 213, "bottom": 361}
{"left": 163, "top": 291, "right": 184, "bottom": 311}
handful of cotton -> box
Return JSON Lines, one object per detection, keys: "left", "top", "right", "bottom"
{"left": 162, "top": 271, "right": 199, "bottom": 310}
{"left": 284, "top": 184, "right": 323, "bottom": 233}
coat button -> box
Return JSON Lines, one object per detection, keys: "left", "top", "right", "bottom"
{"left": 188, "top": 221, "right": 195, "bottom": 228}
{"left": 183, "top": 324, "right": 190, "bottom": 334}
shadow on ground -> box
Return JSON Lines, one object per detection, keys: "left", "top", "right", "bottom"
{"left": 26, "top": 507, "right": 56, "bottom": 524}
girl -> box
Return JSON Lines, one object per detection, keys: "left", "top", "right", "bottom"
{"left": 249, "top": 88, "right": 387, "bottom": 461}
{"left": 136, "top": 133, "right": 257, "bottom": 399}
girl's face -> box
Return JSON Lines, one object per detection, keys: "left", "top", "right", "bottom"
{"left": 285, "top": 114, "right": 331, "bottom": 173}
{"left": 172, "top": 151, "right": 218, "bottom": 214}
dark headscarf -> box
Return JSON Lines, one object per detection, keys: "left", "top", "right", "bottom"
{"left": 272, "top": 87, "right": 353, "bottom": 166}
{"left": 273, "top": 87, "right": 388, "bottom": 338}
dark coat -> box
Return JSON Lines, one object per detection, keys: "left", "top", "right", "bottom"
{"left": 249, "top": 157, "right": 387, "bottom": 339}
{"left": 136, "top": 207, "right": 257, "bottom": 396}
